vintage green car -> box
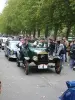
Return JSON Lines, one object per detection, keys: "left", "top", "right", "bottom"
{"left": 16, "top": 41, "right": 62, "bottom": 75}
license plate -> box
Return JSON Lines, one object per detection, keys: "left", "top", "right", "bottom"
{"left": 49, "top": 63, "right": 55, "bottom": 66}
{"left": 38, "top": 64, "right": 47, "bottom": 69}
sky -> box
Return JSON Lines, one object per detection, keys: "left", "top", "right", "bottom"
{"left": 0, "top": 0, "right": 6, "bottom": 13}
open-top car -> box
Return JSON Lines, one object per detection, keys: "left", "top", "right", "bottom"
{"left": 16, "top": 41, "right": 62, "bottom": 75}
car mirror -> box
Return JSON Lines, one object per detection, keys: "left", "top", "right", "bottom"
{"left": 16, "top": 44, "right": 19, "bottom": 48}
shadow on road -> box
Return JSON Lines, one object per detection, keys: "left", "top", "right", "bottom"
{"left": 19, "top": 66, "right": 56, "bottom": 75}
{"left": 5, "top": 58, "right": 59, "bottom": 75}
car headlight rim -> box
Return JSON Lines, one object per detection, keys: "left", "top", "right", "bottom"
{"left": 11, "top": 50, "right": 14, "bottom": 55}
{"left": 48, "top": 56, "right": 53, "bottom": 60}
{"left": 24, "top": 57, "right": 30, "bottom": 60}
{"left": 33, "top": 56, "right": 38, "bottom": 61}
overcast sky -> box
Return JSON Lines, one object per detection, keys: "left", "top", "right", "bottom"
{"left": 0, "top": 0, "right": 6, "bottom": 13}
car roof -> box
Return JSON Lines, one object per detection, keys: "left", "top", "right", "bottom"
{"left": 9, "top": 40, "right": 20, "bottom": 43}
{"left": 1, "top": 37, "right": 8, "bottom": 39}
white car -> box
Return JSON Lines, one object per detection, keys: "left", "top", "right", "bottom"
{"left": 4, "top": 40, "right": 20, "bottom": 60}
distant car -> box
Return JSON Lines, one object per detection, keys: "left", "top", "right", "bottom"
{"left": 4, "top": 40, "right": 20, "bottom": 60}
{"left": 1, "top": 37, "right": 8, "bottom": 50}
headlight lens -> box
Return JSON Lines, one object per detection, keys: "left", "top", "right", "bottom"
{"left": 24, "top": 57, "right": 30, "bottom": 60}
{"left": 48, "top": 56, "right": 53, "bottom": 60}
{"left": 2, "top": 43, "right": 5, "bottom": 46}
{"left": 54, "top": 56, "right": 60, "bottom": 59}
{"left": 33, "top": 56, "right": 38, "bottom": 61}
{"left": 11, "top": 50, "right": 14, "bottom": 55}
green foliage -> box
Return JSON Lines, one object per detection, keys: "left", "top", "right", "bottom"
{"left": 0, "top": 0, "right": 75, "bottom": 38}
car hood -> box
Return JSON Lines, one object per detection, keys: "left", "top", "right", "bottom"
{"left": 29, "top": 47, "right": 48, "bottom": 54}
{"left": 10, "top": 47, "right": 18, "bottom": 51}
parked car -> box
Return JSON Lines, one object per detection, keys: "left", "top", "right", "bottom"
{"left": 0, "top": 37, "right": 2, "bottom": 48}
{"left": 4, "top": 40, "right": 20, "bottom": 60}
{"left": 16, "top": 41, "right": 62, "bottom": 75}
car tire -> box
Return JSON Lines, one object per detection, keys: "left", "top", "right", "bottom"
{"left": 24, "top": 60, "right": 29, "bottom": 75}
{"left": 16, "top": 58, "right": 20, "bottom": 67}
{"left": 5, "top": 52, "right": 7, "bottom": 57}
{"left": 55, "top": 61, "right": 61, "bottom": 74}
{"left": 2, "top": 48, "right": 4, "bottom": 50}
{"left": 7, "top": 55, "right": 11, "bottom": 61}
{"left": 73, "top": 67, "right": 75, "bottom": 71}
{"left": 5, "top": 54, "right": 7, "bottom": 57}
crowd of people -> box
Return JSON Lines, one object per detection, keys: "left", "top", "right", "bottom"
{"left": 1, "top": 35, "right": 75, "bottom": 70}
{"left": 18, "top": 36, "right": 75, "bottom": 70}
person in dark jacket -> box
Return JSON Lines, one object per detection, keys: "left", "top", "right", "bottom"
{"left": 48, "top": 38, "right": 55, "bottom": 56}
{"left": 17, "top": 38, "right": 29, "bottom": 62}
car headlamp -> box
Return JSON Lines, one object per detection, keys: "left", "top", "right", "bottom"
{"left": 11, "top": 50, "right": 14, "bottom": 55}
{"left": 10, "top": 50, "right": 14, "bottom": 55}
{"left": 24, "top": 57, "right": 30, "bottom": 60}
{"left": 48, "top": 56, "right": 53, "bottom": 60}
{"left": 33, "top": 56, "right": 38, "bottom": 61}
{"left": 54, "top": 56, "right": 60, "bottom": 59}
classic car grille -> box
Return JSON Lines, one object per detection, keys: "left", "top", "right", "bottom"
{"left": 38, "top": 54, "right": 48, "bottom": 64}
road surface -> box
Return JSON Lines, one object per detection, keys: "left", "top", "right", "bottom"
{"left": 0, "top": 50, "right": 75, "bottom": 100}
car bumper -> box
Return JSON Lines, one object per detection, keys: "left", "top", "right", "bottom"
{"left": 9, "top": 55, "right": 16, "bottom": 59}
{"left": 28, "top": 62, "right": 55, "bottom": 69}
{"left": 1, "top": 46, "right": 4, "bottom": 48}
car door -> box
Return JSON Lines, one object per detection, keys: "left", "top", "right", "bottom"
{"left": 6, "top": 42, "right": 10, "bottom": 57}
{"left": 4, "top": 41, "right": 8, "bottom": 56}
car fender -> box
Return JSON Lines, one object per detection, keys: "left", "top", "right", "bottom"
{"left": 24, "top": 57, "right": 30, "bottom": 60}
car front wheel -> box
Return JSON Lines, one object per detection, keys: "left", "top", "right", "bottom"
{"left": 24, "top": 60, "right": 29, "bottom": 75}
{"left": 7, "top": 55, "right": 11, "bottom": 61}
{"left": 55, "top": 61, "right": 61, "bottom": 74}
{"left": 16, "top": 58, "right": 20, "bottom": 67}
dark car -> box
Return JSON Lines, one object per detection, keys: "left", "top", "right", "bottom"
{"left": 16, "top": 41, "right": 62, "bottom": 75}
{"left": 4, "top": 40, "right": 20, "bottom": 60}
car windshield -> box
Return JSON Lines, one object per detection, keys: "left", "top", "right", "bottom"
{"left": 9, "top": 42, "right": 19, "bottom": 48}
{"left": 32, "top": 41, "right": 47, "bottom": 48}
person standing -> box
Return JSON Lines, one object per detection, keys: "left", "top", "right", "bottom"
{"left": 55, "top": 39, "right": 65, "bottom": 63}
{"left": 70, "top": 40, "right": 75, "bottom": 70}
{"left": 48, "top": 38, "right": 55, "bottom": 56}
{"left": 63, "top": 37, "right": 69, "bottom": 62}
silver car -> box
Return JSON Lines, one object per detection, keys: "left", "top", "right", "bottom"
{"left": 4, "top": 40, "right": 20, "bottom": 60}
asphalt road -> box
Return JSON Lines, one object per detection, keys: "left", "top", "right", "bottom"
{"left": 0, "top": 50, "right": 75, "bottom": 100}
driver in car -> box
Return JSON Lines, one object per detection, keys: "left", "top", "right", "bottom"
{"left": 37, "top": 38, "right": 46, "bottom": 48}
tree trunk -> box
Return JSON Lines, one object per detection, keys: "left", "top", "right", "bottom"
{"left": 54, "top": 25, "right": 58, "bottom": 40}
{"left": 33, "top": 29, "right": 36, "bottom": 38}
{"left": 38, "top": 29, "right": 40, "bottom": 38}
{"left": 45, "top": 26, "right": 48, "bottom": 38}
{"left": 66, "top": 24, "right": 71, "bottom": 39}
{"left": 29, "top": 32, "right": 31, "bottom": 37}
